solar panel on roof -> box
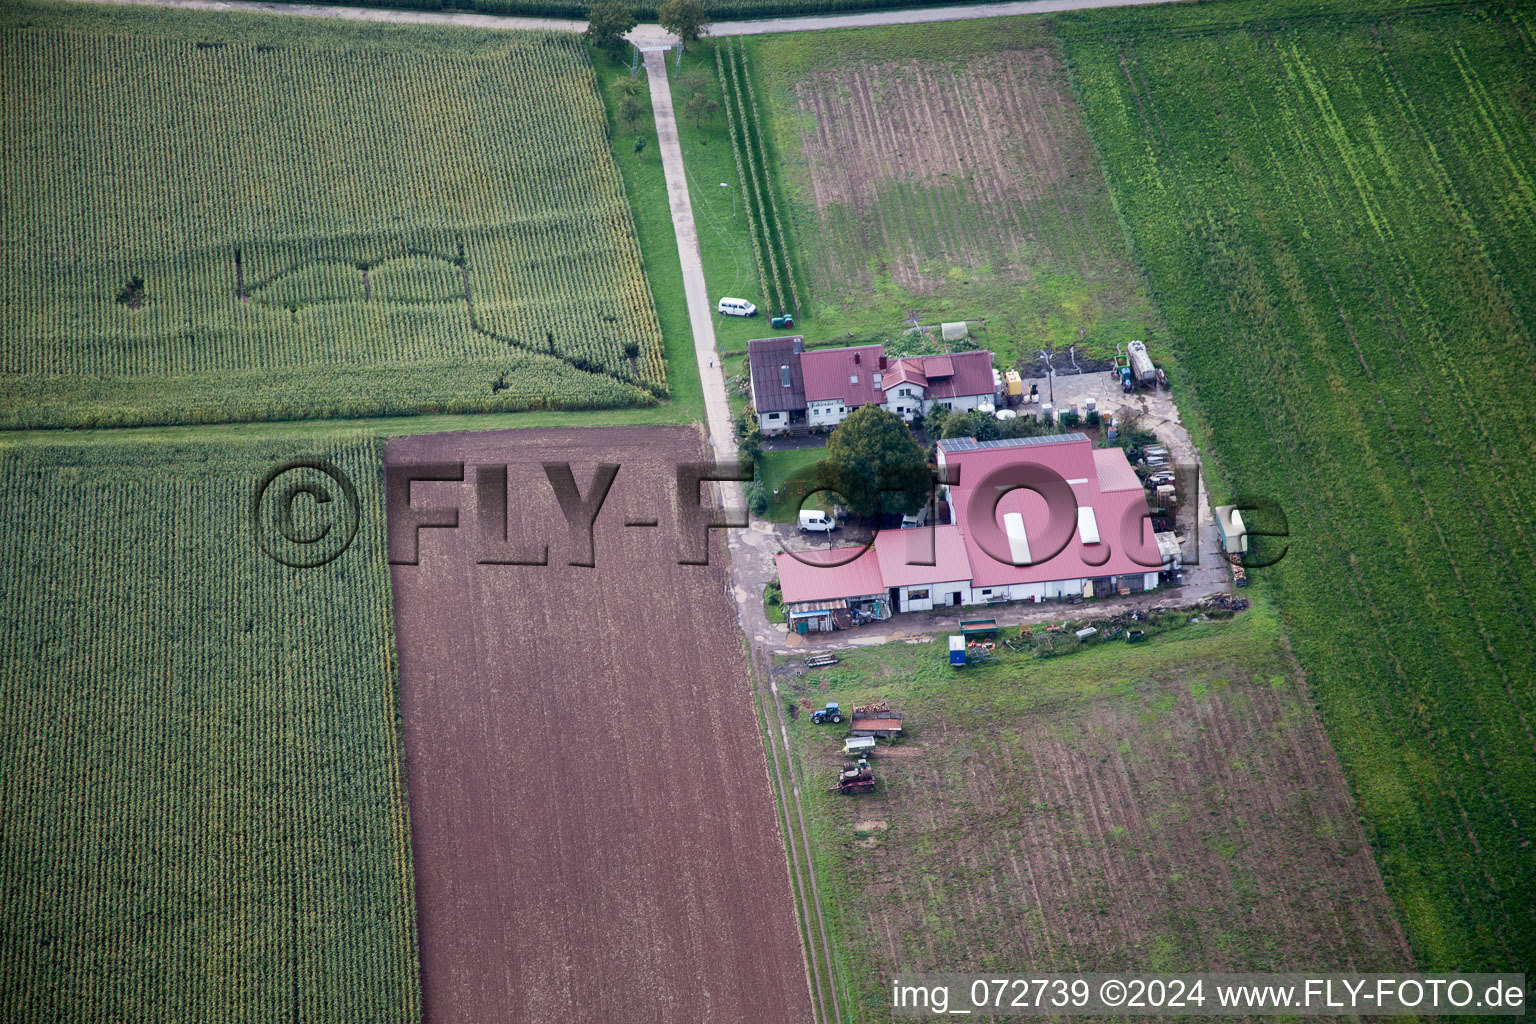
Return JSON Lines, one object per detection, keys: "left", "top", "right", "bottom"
{"left": 938, "top": 432, "right": 1087, "bottom": 452}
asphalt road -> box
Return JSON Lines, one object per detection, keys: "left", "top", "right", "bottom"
{"left": 66, "top": 0, "right": 1174, "bottom": 44}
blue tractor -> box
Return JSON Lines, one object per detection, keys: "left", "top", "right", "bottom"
{"left": 812, "top": 702, "right": 843, "bottom": 725}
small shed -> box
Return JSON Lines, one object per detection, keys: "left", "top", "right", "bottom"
{"left": 1155, "top": 531, "right": 1182, "bottom": 569}
{"left": 785, "top": 600, "right": 839, "bottom": 633}
{"left": 850, "top": 710, "right": 904, "bottom": 738}
{"left": 941, "top": 321, "right": 969, "bottom": 342}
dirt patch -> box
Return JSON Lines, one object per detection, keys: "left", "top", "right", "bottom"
{"left": 795, "top": 50, "right": 1072, "bottom": 215}
{"left": 791, "top": 48, "right": 1103, "bottom": 293}
{"left": 825, "top": 670, "right": 1413, "bottom": 979}
{"left": 388, "top": 427, "right": 811, "bottom": 1024}
{"left": 115, "top": 275, "right": 145, "bottom": 309}
{"left": 1018, "top": 348, "right": 1116, "bottom": 377}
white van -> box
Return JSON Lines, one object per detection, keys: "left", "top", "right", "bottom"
{"left": 900, "top": 504, "right": 931, "bottom": 529}
{"left": 717, "top": 297, "right": 757, "bottom": 317}
{"left": 798, "top": 509, "right": 838, "bottom": 533}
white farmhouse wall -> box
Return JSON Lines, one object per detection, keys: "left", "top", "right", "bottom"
{"left": 759, "top": 410, "right": 789, "bottom": 435}
{"left": 881, "top": 384, "right": 926, "bottom": 421}
{"left": 808, "top": 400, "right": 849, "bottom": 427}
{"left": 926, "top": 392, "right": 989, "bottom": 416}
{"left": 898, "top": 581, "right": 971, "bottom": 612}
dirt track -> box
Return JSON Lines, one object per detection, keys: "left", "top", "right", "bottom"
{"left": 387, "top": 426, "right": 811, "bottom": 1024}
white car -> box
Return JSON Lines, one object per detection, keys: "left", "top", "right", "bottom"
{"left": 717, "top": 297, "right": 757, "bottom": 317}
{"left": 798, "top": 509, "right": 838, "bottom": 533}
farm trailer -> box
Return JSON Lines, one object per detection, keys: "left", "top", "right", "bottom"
{"left": 850, "top": 710, "right": 904, "bottom": 738}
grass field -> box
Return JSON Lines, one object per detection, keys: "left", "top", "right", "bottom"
{"left": 589, "top": 45, "right": 705, "bottom": 424}
{"left": 668, "top": 41, "right": 828, "bottom": 357}
{"left": 1, "top": 2, "right": 669, "bottom": 429}
{"left": 1060, "top": 0, "right": 1536, "bottom": 970}
{"left": 742, "top": 20, "right": 1165, "bottom": 370}
{"left": 781, "top": 604, "right": 1411, "bottom": 1021}
{"left": 0, "top": 438, "right": 419, "bottom": 1023}
{"left": 757, "top": 446, "right": 828, "bottom": 522}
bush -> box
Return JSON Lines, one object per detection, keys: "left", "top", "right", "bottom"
{"left": 745, "top": 480, "right": 770, "bottom": 515}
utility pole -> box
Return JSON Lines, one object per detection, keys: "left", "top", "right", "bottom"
{"left": 1038, "top": 350, "right": 1054, "bottom": 405}
{"left": 720, "top": 182, "right": 735, "bottom": 226}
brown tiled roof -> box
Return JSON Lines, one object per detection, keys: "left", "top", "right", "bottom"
{"left": 749, "top": 336, "right": 805, "bottom": 413}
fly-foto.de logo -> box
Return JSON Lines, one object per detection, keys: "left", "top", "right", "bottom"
{"left": 253, "top": 456, "right": 1288, "bottom": 574}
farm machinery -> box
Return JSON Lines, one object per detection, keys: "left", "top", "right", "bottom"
{"left": 808, "top": 700, "right": 902, "bottom": 791}
{"left": 832, "top": 759, "right": 875, "bottom": 794}
{"left": 1114, "top": 341, "right": 1164, "bottom": 391}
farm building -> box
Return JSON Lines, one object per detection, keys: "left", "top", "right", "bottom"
{"left": 803, "top": 344, "right": 885, "bottom": 429}
{"left": 748, "top": 337, "right": 997, "bottom": 435}
{"left": 877, "top": 351, "right": 997, "bottom": 423}
{"left": 773, "top": 433, "right": 1166, "bottom": 624}
{"left": 749, "top": 335, "right": 807, "bottom": 435}
{"left": 775, "top": 545, "right": 889, "bottom": 633}
{"left": 875, "top": 523, "right": 974, "bottom": 613}
{"left": 939, "top": 434, "right": 1163, "bottom": 602}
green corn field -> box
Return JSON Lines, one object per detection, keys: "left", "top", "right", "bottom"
{"left": 1062, "top": 0, "right": 1536, "bottom": 972}
{"left": 0, "top": 2, "right": 668, "bottom": 429}
{"left": 0, "top": 438, "right": 420, "bottom": 1023}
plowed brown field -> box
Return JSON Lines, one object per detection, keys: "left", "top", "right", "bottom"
{"left": 786, "top": 43, "right": 1124, "bottom": 296}
{"left": 387, "top": 426, "right": 810, "bottom": 1024}
{"left": 784, "top": 611, "right": 1415, "bottom": 1018}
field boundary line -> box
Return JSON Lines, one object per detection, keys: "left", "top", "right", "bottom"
{"left": 751, "top": 645, "right": 845, "bottom": 1024}
{"left": 750, "top": 647, "right": 836, "bottom": 1024}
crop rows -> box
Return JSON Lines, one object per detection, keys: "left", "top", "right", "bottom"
{"left": 735, "top": 42, "right": 804, "bottom": 317}
{"left": 1061, "top": 1, "right": 1536, "bottom": 970}
{"left": 786, "top": 610, "right": 1413, "bottom": 1019}
{"left": 717, "top": 41, "right": 776, "bottom": 314}
{"left": 0, "top": 439, "right": 419, "bottom": 1023}
{"left": 718, "top": 39, "right": 801, "bottom": 318}
{"left": 0, "top": 2, "right": 667, "bottom": 428}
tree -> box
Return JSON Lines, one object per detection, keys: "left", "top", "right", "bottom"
{"left": 657, "top": 0, "right": 710, "bottom": 47}
{"left": 922, "top": 404, "right": 950, "bottom": 441}
{"left": 683, "top": 91, "right": 720, "bottom": 128}
{"left": 615, "top": 76, "right": 646, "bottom": 134}
{"left": 678, "top": 69, "right": 710, "bottom": 102}
{"left": 997, "top": 411, "right": 1056, "bottom": 439}
{"left": 585, "top": 2, "right": 636, "bottom": 58}
{"left": 815, "top": 405, "right": 928, "bottom": 518}
{"left": 941, "top": 408, "right": 1000, "bottom": 443}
